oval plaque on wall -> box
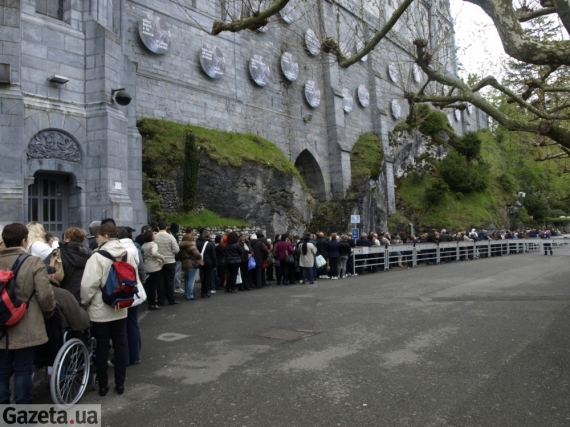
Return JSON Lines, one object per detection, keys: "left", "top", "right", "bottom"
{"left": 342, "top": 88, "right": 353, "bottom": 113}
{"left": 356, "top": 40, "right": 368, "bottom": 62}
{"left": 281, "top": 52, "right": 299, "bottom": 81}
{"left": 249, "top": 54, "right": 271, "bottom": 86}
{"left": 199, "top": 44, "right": 226, "bottom": 79}
{"left": 305, "top": 29, "right": 321, "bottom": 56}
{"left": 357, "top": 84, "right": 370, "bottom": 108}
{"left": 138, "top": 12, "right": 172, "bottom": 54}
{"left": 454, "top": 108, "right": 461, "bottom": 121}
{"left": 467, "top": 104, "right": 474, "bottom": 115}
{"left": 412, "top": 64, "right": 422, "bottom": 83}
{"left": 280, "top": 2, "right": 298, "bottom": 23}
{"left": 391, "top": 99, "right": 402, "bottom": 119}
{"left": 305, "top": 80, "right": 321, "bottom": 108}
{"left": 388, "top": 62, "right": 399, "bottom": 83}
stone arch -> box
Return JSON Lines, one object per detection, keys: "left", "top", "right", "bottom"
{"left": 294, "top": 149, "right": 326, "bottom": 201}
{"left": 25, "top": 129, "right": 87, "bottom": 231}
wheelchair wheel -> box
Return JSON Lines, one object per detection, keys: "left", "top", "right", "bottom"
{"left": 50, "top": 338, "right": 90, "bottom": 409}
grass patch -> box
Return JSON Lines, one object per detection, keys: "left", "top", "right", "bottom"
{"left": 350, "top": 132, "right": 384, "bottom": 182}
{"left": 167, "top": 209, "right": 248, "bottom": 227}
{"left": 138, "top": 118, "right": 307, "bottom": 190}
{"left": 396, "top": 130, "right": 510, "bottom": 231}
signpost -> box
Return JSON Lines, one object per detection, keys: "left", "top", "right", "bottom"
{"left": 350, "top": 215, "right": 361, "bottom": 276}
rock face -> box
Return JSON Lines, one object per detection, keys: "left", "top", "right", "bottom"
{"left": 196, "top": 155, "right": 316, "bottom": 236}
{"left": 390, "top": 129, "right": 448, "bottom": 179}
{"left": 153, "top": 179, "right": 181, "bottom": 217}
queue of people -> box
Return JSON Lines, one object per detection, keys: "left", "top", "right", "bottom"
{"left": 0, "top": 220, "right": 559, "bottom": 404}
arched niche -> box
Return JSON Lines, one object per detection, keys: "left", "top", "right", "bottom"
{"left": 294, "top": 149, "right": 326, "bottom": 201}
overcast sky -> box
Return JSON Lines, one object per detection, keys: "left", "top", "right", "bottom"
{"left": 450, "top": 0, "right": 507, "bottom": 79}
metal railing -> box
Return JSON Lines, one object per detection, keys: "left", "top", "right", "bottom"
{"left": 352, "top": 238, "right": 566, "bottom": 272}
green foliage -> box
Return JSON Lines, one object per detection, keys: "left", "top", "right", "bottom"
{"left": 498, "top": 173, "right": 516, "bottom": 195}
{"left": 183, "top": 133, "right": 200, "bottom": 212}
{"left": 452, "top": 132, "right": 482, "bottom": 160}
{"left": 138, "top": 118, "right": 306, "bottom": 188}
{"left": 387, "top": 212, "right": 410, "bottom": 231}
{"left": 307, "top": 198, "right": 351, "bottom": 235}
{"left": 424, "top": 179, "right": 449, "bottom": 205}
{"left": 350, "top": 133, "right": 384, "bottom": 182}
{"left": 439, "top": 151, "right": 489, "bottom": 193}
{"left": 167, "top": 209, "right": 248, "bottom": 227}
{"left": 524, "top": 192, "right": 550, "bottom": 222}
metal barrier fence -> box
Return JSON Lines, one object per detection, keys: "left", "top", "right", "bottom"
{"left": 352, "top": 238, "right": 566, "bottom": 272}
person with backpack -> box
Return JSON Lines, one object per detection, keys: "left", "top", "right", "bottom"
{"left": 0, "top": 223, "right": 55, "bottom": 404}
{"left": 81, "top": 222, "right": 140, "bottom": 397}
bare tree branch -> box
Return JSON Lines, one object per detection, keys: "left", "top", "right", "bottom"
{"left": 465, "top": 0, "right": 570, "bottom": 66}
{"left": 212, "top": 0, "right": 291, "bottom": 35}
{"left": 412, "top": 38, "right": 570, "bottom": 149}
{"left": 322, "top": 0, "right": 416, "bottom": 68}
{"left": 516, "top": 6, "right": 556, "bottom": 22}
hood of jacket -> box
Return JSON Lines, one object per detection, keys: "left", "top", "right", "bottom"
{"left": 97, "top": 239, "right": 127, "bottom": 259}
{"left": 60, "top": 242, "right": 92, "bottom": 268}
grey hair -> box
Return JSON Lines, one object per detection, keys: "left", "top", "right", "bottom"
{"left": 89, "top": 220, "right": 101, "bottom": 235}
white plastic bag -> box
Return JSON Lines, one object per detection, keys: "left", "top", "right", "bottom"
{"left": 236, "top": 267, "right": 242, "bottom": 285}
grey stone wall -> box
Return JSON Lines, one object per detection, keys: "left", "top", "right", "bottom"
{"left": 0, "top": 0, "right": 486, "bottom": 233}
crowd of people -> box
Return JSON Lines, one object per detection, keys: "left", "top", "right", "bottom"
{"left": 0, "top": 219, "right": 560, "bottom": 404}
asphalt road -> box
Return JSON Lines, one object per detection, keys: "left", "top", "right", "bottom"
{"left": 35, "top": 245, "right": 570, "bottom": 427}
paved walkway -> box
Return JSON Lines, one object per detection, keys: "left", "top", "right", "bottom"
{"left": 36, "top": 246, "right": 570, "bottom": 426}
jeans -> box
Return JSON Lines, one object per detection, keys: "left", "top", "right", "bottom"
{"left": 0, "top": 346, "right": 37, "bottom": 404}
{"left": 184, "top": 268, "right": 198, "bottom": 299}
{"left": 338, "top": 256, "right": 348, "bottom": 276}
{"left": 91, "top": 318, "right": 127, "bottom": 390}
{"left": 126, "top": 306, "right": 141, "bottom": 364}
{"left": 174, "top": 261, "right": 182, "bottom": 289}
{"left": 301, "top": 267, "right": 314, "bottom": 283}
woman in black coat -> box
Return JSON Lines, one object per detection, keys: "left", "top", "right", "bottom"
{"left": 224, "top": 232, "right": 243, "bottom": 293}
{"left": 59, "top": 227, "right": 92, "bottom": 303}
{"left": 195, "top": 230, "right": 217, "bottom": 298}
{"left": 238, "top": 233, "right": 253, "bottom": 291}
{"left": 250, "top": 235, "right": 268, "bottom": 288}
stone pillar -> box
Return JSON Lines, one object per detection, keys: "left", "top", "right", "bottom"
{"left": 0, "top": 1, "right": 24, "bottom": 224}
{"left": 84, "top": 19, "right": 134, "bottom": 224}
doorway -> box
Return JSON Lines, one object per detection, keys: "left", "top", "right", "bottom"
{"left": 27, "top": 173, "right": 69, "bottom": 234}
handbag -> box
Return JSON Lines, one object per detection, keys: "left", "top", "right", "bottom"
{"left": 248, "top": 256, "right": 256, "bottom": 270}
{"left": 195, "top": 241, "right": 207, "bottom": 268}
{"left": 49, "top": 248, "right": 65, "bottom": 286}
{"left": 315, "top": 254, "right": 326, "bottom": 268}
{"left": 236, "top": 267, "right": 242, "bottom": 284}
{"left": 285, "top": 253, "right": 295, "bottom": 264}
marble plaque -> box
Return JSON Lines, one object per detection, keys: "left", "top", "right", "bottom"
{"left": 388, "top": 62, "right": 399, "bottom": 82}
{"left": 139, "top": 12, "right": 171, "bottom": 54}
{"left": 412, "top": 64, "right": 421, "bottom": 83}
{"left": 305, "top": 29, "right": 321, "bottom": 56}
{"left": 280, "top": 2, "right": 298, "bottom": 23}
{"left": 454, "top": 108, "right": 461, "bottom": 121}
{"left": 342, "top": 88, "right": 353, "bottom": 113}
{"left": 391, "top": 99, "right": 402, "bottom": 119}
{"left": 356, "top": 40, "right": 368, "bottom": 62}
{"left": 467, "top": 104, "right": 473, "bottom": 115}
{"left": 305, "top": 80, "right": 321, "bottom": 108}
{"left": 357, "top": 84, "right": 370, "bottom": 108}
{"left": 281, "top": 52, "right": 299, "bottom": 81}
{"left": 200, "top": 44, "right": 226, "bottom": 79}
{"left": 249, "top": 54, "right": 271, "bottom": 86}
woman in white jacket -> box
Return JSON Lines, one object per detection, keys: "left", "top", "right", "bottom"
{"left": 81, "top": 222, "right": 144, "bottom": 397}
{"left": 26, "top": 222, "right": 57, "bottom": 262}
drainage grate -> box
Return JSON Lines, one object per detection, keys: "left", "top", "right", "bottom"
{"left": 260, "top": 329, "right": 308, "bottom": 341}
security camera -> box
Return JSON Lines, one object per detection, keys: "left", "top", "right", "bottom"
{"left": 111, "top": 88, "right": 132, "bottom": 106}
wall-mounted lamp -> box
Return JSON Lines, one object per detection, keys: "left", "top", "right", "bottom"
{"left": 48, "top": 75, "right": 69, "bottom": 84}
{"left": 303, "top": 114, "right": 313, "bottom": 122}
{"left": 111, "top": 88, "right": 132, "bottom": 106}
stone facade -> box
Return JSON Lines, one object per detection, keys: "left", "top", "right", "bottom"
{"left": 0, "top": 0, "right": 486, "bottom": 233}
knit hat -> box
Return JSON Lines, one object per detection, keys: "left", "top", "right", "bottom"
{"left": 250, "top": 234, "right": 257, "bottom": 240}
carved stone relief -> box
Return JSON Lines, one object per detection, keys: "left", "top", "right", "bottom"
{"left": 27, "top": 130, "right": 82, "bottom": 163}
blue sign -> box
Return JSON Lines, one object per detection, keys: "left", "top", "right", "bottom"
{"left": 350, "top": 215, "right": 361, "bottom": 223}
{"left": 352, "top": 228, "right": 359, "bottom": 240}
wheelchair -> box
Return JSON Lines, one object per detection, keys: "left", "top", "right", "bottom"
{"left": 31, "top": 310, "right": 98, "bottom": 409}
{"left": 47, "top": 329, "right": 97, "bottom": 408}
